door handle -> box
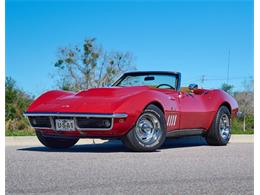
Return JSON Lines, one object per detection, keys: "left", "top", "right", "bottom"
{"left": 169, "top": 97, "right": 176, "bottom": 101}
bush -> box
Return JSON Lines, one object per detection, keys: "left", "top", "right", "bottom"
{"left": 5, "top": 77, "right": 34, "bottom": 135}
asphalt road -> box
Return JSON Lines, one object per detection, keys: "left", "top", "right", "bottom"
{"left": 6, "top": 136, "right": 253, "bottom": 195}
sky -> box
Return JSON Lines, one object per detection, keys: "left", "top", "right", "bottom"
{"left": 6, "top": 0, "right": 254, "bottom": 96}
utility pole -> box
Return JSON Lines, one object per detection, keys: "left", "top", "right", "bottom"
{"left": 200, "top": 75, "right": 206, "bottom": 88}
{"left": 227, "top": 49, "right": 230, "bottom": 84}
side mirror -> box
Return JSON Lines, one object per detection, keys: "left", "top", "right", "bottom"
{"left": 188, "top": 83, "right": 198, "bottom": 90}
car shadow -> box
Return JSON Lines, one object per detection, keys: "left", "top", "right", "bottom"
{"left": 163, "top": 136, "right": 208, "bottom": 149}
{"left": 17, "top": 136, "right": 208, "bottom": 153}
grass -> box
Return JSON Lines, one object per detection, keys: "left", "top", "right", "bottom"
{"left": 232, "top": 128, "right": 254, "bottom": 134}
{"left": 5, "top": 129, "right": 35, "bottom": 136}
{"left": 231, "top": 119, "right": 254, "bottom": 134}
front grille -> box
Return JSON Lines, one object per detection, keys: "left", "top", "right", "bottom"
{"left": 28, "top": 116, "right": 51, "bottom": 128}
{"left": 76, "top": 117, "right": 112, "bottom": 129}
{"left": 24, "top": 112, "right": 123, "bottom": 130}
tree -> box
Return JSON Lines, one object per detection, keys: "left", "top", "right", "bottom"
{"left": 221, "top": 83, "right": 234, "bottom": 95}
{"left": 54, "top": 38, "right": 136, "bottom": 91}
{"left": 5, "top": 77, "right": 33, "bottom": 131}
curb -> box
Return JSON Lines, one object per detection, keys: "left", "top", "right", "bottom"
{"left": 230, "top": 135, "right": 254, "bottom": 143}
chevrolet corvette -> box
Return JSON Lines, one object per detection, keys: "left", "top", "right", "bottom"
{"left": 24, "top": 71, "right": 238, "bottom": 152}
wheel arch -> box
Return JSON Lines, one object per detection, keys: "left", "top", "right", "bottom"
{"left": 219, "top": 101, "right": 232, "bottom": 114}
{"left": 206, "top": 101, "right": 232, "bottom": 130}
{"left": 144, "top": 101, "right": 165, "bottom": 113}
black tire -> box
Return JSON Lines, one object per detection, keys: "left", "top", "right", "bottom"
{"left": 122, "top": 104, "right": 166, "bottom": 152}
{"left": 206, "top": 106, "right": 231, "bottom": 146}
{"left": 36, "top": 131, "right": 79, "bottom": 149}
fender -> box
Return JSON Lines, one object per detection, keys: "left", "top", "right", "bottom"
{"left": 115, "top": 90, "right": 177, "bottom": 130}
{"left": 204, "top": 90, "right": 238, "bottom": 129}
{"left": 27, "top": 90, "right": 75, "bottom": 112}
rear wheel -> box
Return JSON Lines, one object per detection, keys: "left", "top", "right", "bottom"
{"left": 36, "top": 130, "right": 79, "bottom": 149}
{"left": 122, "top": 104, "right": 166, "bottom": 152}
{"left": 206, "top": 106, "right": 231, "bottom": 146}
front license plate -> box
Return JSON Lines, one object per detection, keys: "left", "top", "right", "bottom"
{"left": 55, "top": 119, "right": 75, "bottom": 131}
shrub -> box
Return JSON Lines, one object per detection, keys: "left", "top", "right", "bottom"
{"left": 5, "top": 77, "right": 33, "bottom": 135}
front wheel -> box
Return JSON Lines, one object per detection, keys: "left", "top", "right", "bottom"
{"left": 36, "top": 131, "right": 79, "bottom": 149}
{"left": 206, "top": 106, "right": 231, "bottom": 146}
{"left": 122, "top": 104, "right": 166, "bottom": 152}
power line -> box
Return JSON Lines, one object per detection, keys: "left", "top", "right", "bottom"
{"left": 205, "top": 77, "right": 253, "bottom": 81}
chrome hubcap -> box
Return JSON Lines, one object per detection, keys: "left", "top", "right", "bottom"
{"left": 219, "top": 113, "right": 230, "bottom": 140}
{"left": 135, "top": 113, "right": 162, "bottom": 145}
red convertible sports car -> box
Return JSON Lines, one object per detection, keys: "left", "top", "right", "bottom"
{"left": 24, "top": 71, "right": 238, "bottom": 152}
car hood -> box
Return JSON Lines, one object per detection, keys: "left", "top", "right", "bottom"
{"left": 29, "top": 86, "right": 151, "bottom": 113}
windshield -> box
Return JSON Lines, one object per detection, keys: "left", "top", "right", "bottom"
{"left": 114, "top": 74, "right": 177, "bottom": 90}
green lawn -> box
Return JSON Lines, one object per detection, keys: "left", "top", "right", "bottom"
{"left": 231, "top": 118, "right": 254, "bottom": 134}
{"left": 232, "top": 128, "right": 254, "bottom": 134}
{"left": 6, "top": 129, "right": 35, "bottom": 136}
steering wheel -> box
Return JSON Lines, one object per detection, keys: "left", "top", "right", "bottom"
{"left": 156, "top": 84, "right": 175, "bottom": 90}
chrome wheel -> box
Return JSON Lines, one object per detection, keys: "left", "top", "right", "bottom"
{"left": 219, "top": 113, "right": 230, "bottom": 140}
{"left": 135, "top": 113, "right": 162, "bottom": 145}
